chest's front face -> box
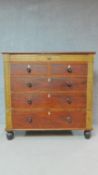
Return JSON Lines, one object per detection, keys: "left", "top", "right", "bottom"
{"left": 3, "top": 53, "right": 94, "bottom": 136}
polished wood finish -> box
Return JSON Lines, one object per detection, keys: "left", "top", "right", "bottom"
{"left": 51, "top": 63, "right": 88, "bottom": 75}
{"left": 2, "top": 52, "right": 96, "bottom": 54}
{"left": 11, "top": 77, "right": 87, "bottom": 92}
{"left": 10, "top": 62, "right": 88, "bottom": 76}
{"left": 3, "top": 54, "right": 12, "bottom": 130}
{"left": 86, "top": 61, "right": 94, "bottom": 129}
{"left": 12, "top": 110, "right": 86, "bottom": 129}
{"left": 10, "top": 62, "right": 48, "bottom": 76}
{"left": 2, "top": 52, "right": 95, "bottom": 137}
{"left": 4, "top": 54, "right": 95, "bottom": 62}
{"left": 11, "top": 93, "right": 86, "bottom": 109}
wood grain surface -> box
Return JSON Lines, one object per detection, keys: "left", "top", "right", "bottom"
{"left": 10, "top": 62, "right": 48, "bottom": 76}
{"left": 11, "top": 77, "right": 87, "bottom": 92}
{"left": 12, "top": 110, "right": 86, "bottom": 129}
{"left": 11, "top": 93, "right": 86, "bottom": 109}
{"left": 3, "top": 53, "right": 94, "bottom": 132}
{"left": 10, "top": 62, "right": 88, "bottom": 76}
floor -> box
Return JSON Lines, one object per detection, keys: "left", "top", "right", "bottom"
{"left": 0, "top": 124, "right": 98, "bottom": 175}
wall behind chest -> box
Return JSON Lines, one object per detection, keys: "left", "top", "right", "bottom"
{"left": 0, "top": 0, "right": 98, "bottom": 124}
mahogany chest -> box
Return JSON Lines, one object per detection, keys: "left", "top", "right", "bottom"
{"left": 3, "top": 52, "right": 95, "bottom": 139}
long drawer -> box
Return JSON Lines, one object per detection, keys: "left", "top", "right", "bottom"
{"left": 10, "top": 62, "right": 88, "bottom": 76}
{"left": 11, "top": 77, "right": 87, "bottom": 92}
{"left": 12, "top": 110, "right": 86, "bottom": 129}
{"left": 11, "top": 93, "right": 86, "bottom": 109}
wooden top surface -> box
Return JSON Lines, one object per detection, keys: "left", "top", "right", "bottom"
{"left": 2, "top": 52, "right": 96, "bottom": 55}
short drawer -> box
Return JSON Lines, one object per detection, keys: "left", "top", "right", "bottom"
{"left": 10, "top": 62, "right": 48, "bottom": 75}
{"left": 11, "top": 93, "right": 86, "bottom": 109}
{"left": 11, "top": 77, "right": 87, "bottom": 92}
{"left": 51, "top": 62, "right": 88, "bottom": 76}
{"left": 12, "top": 110, "right": 86, "bottom": 129}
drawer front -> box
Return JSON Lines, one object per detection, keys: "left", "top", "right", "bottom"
{"left": 12, "top": 110, "right": 86, "bottom": 129}
{"left": 51, "top": 62, "right": 88, "bottom": 76}
{"left": 11, "top": 93, "right": 86, "bottom": 109}
{"left": 11, "top": 77, "right": 87, "bottom": 92}
{"left": 10, "top": 62, "right": 88, "bottom": 76}
{"left": 10, "top": 62, "right": 48, "bottom": 75}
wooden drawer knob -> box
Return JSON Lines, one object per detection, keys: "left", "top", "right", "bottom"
{"left": 66, "top": 97, "right": 72, "bottom": 104}
{"left": 66, "top": 81, "right": 72, "bottom": 87}
{"left": 27, "top": 64, "right": 32, "bottom": 73}
{"left": 26, "top": 117, "right": 32, "bottom": 124}
{"left": 27, "top": 99, "right": 32, "bottom": 105}
{"left": 65, "top": 116, "right": 72, "bottom": 124}
{"left": 27, "top": 82, "right": 32, "bottom": 88}
{"left": 67, "top": 65, "right": 72, "bottom": 73}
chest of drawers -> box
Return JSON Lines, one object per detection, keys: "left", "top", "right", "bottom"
{"left": 3, "top": 52, "right": 95, "bottom": 140}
